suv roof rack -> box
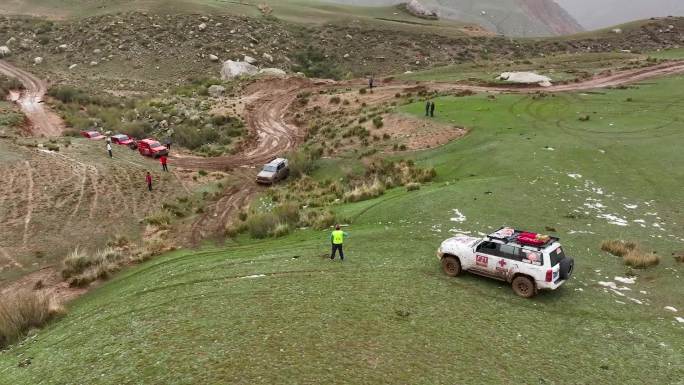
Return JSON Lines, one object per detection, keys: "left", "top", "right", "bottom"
{"left": 486, "top": 227, "right": 559, "bottom": 249}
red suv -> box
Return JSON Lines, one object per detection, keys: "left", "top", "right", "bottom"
{"left": 137, "top": 139, "right": 169, "bottom": 158}
{"left": 111, "top": 134, "right": 135, "bottom": 148}
{"left": 81, "top": 130, "right": 105, "bottom": 140}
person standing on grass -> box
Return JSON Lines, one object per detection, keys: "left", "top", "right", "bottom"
{"left": 425, "top": 100, "right": 431, "bottom": 117}
{"left": 106, "top": 142, "right": 113, "bottom": 158}
{"left": 146, "top": 172, "right": 153, "bottom": 191}
{"left": 330, "top": 224, "right": 349, "bottom": 261}
{"left": 430, "top": 100, "right": 436, "bottom": 117}
{"left": 369, "top": 75, "right": 374, "bottom": 90}
{"left": 160, "top": 155, "right": 168, "bottom": 172}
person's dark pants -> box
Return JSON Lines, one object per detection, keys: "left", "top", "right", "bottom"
{"left": 108, "top": 150, "right": 112, "bottom": 158}
{"left": 331, "top": 244, "right": 344, "bottom": 260}
{"left": 430, "top": 109, "right": 435, "bottom": 117}
{"left": 148, "top": 183, "right": 152, "bottom": 191}
{"left": 162, "top": 164, "right": 168, "bottom": 172}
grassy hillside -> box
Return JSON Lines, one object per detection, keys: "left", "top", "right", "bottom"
{"left": 0, "top": 0, "right": 470, "bottom": 34}
{"left": 1, "top": 74, "right": 683, "bottom": 384}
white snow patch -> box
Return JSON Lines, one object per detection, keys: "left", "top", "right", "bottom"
{"left": 240, "top": 274, "right": 266, "bottom": 279}
{"left": 624, "top": 204, "right": 638, "bottom": 209}
{"left": 628, "top": 297, "right": 643, "bottom": 305}
{"left": 614, "top": 276, "right": 636, "bottom": 284}
{"left": 567, "top": 173, "right": 582, "bottom": 179}
{"left": 450, "top": 209, "right": 466, "bottom": 223}
{"left": 675, "top": 317, "right": 684, "bottom": 323}
{"left": 597, "top": 213, "right": 628, "bottom": 226}
{"left": 664, "top": 306, "right": 678, "bottom": 312}
{"left": 498, "top": 72, "right": 552, "bottom": 87}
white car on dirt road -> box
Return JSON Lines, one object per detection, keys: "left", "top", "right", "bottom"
{"left": 437, "top": 227, "right": 574, "bottom": 298}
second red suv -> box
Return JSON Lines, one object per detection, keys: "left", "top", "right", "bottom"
{"left": 137, "top": 139, "right": 169, "bottom": 158}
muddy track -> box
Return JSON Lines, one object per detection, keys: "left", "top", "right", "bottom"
{"left": 0, "top": 60, "right": 63, "bottom": 137}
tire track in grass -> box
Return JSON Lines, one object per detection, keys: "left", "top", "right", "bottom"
{"left": 22, "top": 161, "right": 34, "bottom": 247}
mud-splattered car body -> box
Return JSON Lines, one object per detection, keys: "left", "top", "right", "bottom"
{"left": 437, "top": 227, "right": 574, "bottom": 298}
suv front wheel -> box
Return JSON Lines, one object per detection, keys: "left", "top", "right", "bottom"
{"left": 441, "top": 256, "right": 461, "bottom": 277}
{"left": 512, "top": 276, "right": 536, "bottom": 298}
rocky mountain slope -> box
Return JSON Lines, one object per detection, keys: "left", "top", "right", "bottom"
{"left": 327, "top": 0, "right": 583, "bottom": 36}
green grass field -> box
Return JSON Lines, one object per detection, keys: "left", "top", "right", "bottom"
{"left": 1, "top": 76, "right": 684, "bottom": 384}
{"left": 398, "top": 52, "right": 647, "bottom": 83}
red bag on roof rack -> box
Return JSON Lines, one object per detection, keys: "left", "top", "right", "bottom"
{"left": 517, "top": 232, "right": 550, "bottom": 247}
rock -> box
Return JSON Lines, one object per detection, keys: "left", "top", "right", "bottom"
{"left": 68, "top": 64, "right": 78, "bottom": 70}
{"left": 0, "top": 46, "right": 11, "bottom": 57}
{"left": 208, "top": 85, "right": 226, "bottom": 97}
{"left": 5, "top": 37, "right": 15, "bottom": 45}
{"left": 33, "top": 57, "right": 43, "bottom": 65}
{"left": 497, "top": 72, "right": 552, "bottom": 87}
{"left": 244, "top": 55, "right": 257, "bottom": 64}
{"left": 343, "top": 53, "right": 350, "bottom": 58}
{"left": 262, "top": 52, "right": 273, "bottom": 62}
{"left": 258, "top": 68, "right": 286, "bottom": 77}
{"left": 220, "top": 60, "right": 258, "bottom": 80}
{"left": 405, "top": 0, "right": 438, "bottom": 20}
{"left": 198, "top": 23, "right": 207, "bottom": 31}
{"left": 90, "top": 61, "right": 98, "bottom": 66}
{"left": 58, "top": 44, "right": 68, "bottom": 50}
{"left": 612, "top": 28, "right": 623, "bottom": 34}
{"left": 345, "top": 34, "right": 353, "bottom": 40}
{"left": 209, "top": 54, "right": 219, "bottom": 62}
{"left": 93, "top": 48, "right": 102, "bottom": 54}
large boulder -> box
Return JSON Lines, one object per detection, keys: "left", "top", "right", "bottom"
{"left": 220, "top": 60, "right": 258, "bottom": 80}
{"left": 497, "top": 72, "right": 552, "bottom": 87}
{"left": 405, "top": 0, "right": 438, "bottom": 20}
{"left": 208, "top": 85, "right": 226, "bottom": 97}
{"left": 0, "top": 46, "right": 11, "bottom": 57}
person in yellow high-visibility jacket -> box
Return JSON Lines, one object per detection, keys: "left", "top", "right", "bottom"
{"left": 330, "top": 224, "right": 349, "bottom": 261}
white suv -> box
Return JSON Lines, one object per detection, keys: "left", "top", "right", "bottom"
{"left": 437, "top": 227, "right": 574, "bottom": 298}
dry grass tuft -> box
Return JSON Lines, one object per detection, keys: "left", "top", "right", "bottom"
{"left": 601, "top": 240, "right": 660, "bottom": 268}
{"left": 623, "top": 250, "right": 661, "bottom": 268}
{"left": 600, "top": 240, "right": 638, "bottom": 257}
{"left": 0, "top": 290, "right": 64, "bottom": 348}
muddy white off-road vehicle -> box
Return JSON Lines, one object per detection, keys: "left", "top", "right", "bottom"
{"left": 437, "top": 227, "right": 574, "bottom": 298}
{"left": 256, "top": 158, "right": 289, "bottom": 185}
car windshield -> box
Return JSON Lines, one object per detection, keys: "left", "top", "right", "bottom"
{"left": 263, "top": 165, "right": 277, "bottom": 172}
{"left": 150, "top": 142, "right": 162, "bottom": 148}
{"left": 549, "top": 246, "right": 566, "bottom": 266}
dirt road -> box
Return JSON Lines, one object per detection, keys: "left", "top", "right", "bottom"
{"left": 0, "top": 59, "right": 62, "bottom": 136}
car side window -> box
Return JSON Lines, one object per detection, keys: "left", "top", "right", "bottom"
{"left": 476, "top": 241, "right": 498, "bottom": 255}
{"left": 277, "top": 163, "right": 284, "bottom": 170}
{"left": 499, "top": 245, "right": 523, "bottom": 261}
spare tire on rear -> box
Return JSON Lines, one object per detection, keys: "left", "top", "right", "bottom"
{"left": 559, "top": 257, "right": 574, "bottom": 280}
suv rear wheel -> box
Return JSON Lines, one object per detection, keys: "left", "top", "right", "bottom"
{"left": 441, "top": 256, "right": 461, "bottom": 277}
{"left": 512, "top": 276, "right": 536, "bottom": 298}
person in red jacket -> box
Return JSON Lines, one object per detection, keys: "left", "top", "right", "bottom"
{"left": 146, "top": 172, "right": 153, "bottom": 191}
{"left": 160, "top": 155, "right": 168, "bottom": 172}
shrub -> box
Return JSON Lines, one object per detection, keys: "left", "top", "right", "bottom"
{"left": 144, "top": 211, "right": 172, "bottom": 227}
{"left": 623, "top": 250, "right": 660, "bottom": 268}
{"left": 372, "top": 116, "right": 384, "bottom": 129}
{"left": 272, "top": 223, "right": 290, "bottom": 237}
{"left": 359, "top": 88, "right": 367, "bottom": 95}
{"left": 406, "top": 182, "right": 421, "bottom": 191}
{"left": 343, "top": 178, "right": 385, "bottom": 203}
{"left": 61, "top": 247, "right": 92, "bottom": 279}
{"left": 578, "top": 115, "right": 590, "bottom": 122}
{"left": 246, "top": 212, "right": 279, "bottom": 239}
{"left": 0, "top": 290, "right": 64, "bottom": 348}
{"left": 329, "top": 96, "right": 341, "bottom": 104}
{"left": 600, "top": 240, "right": 638, "bottom": 257}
